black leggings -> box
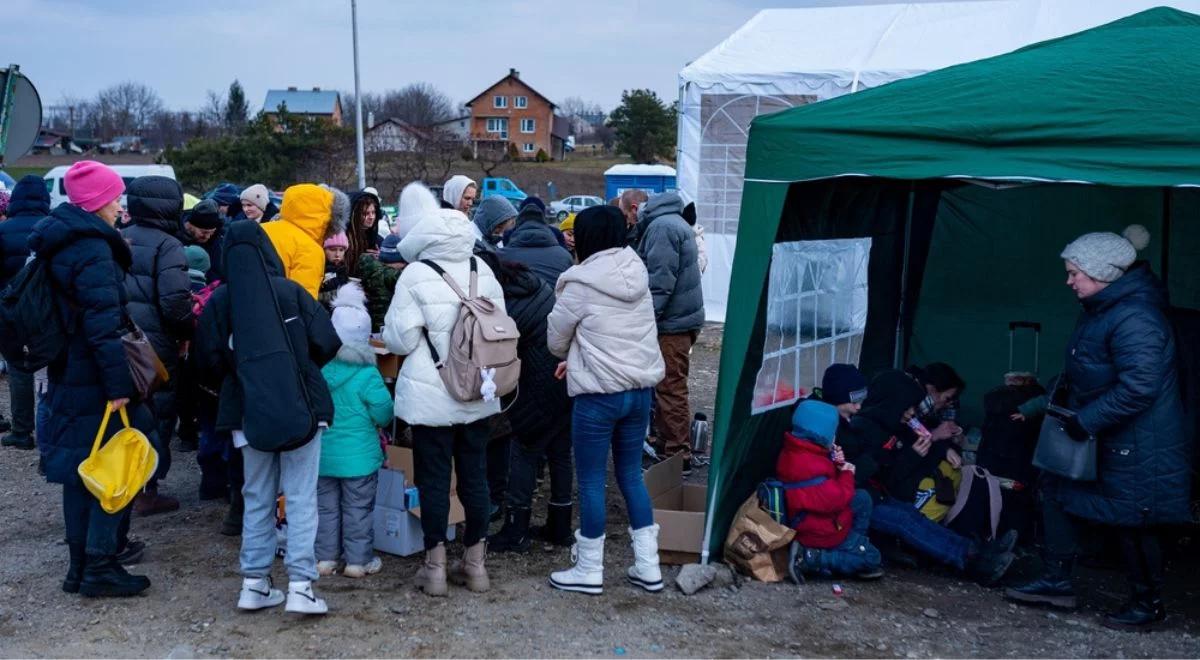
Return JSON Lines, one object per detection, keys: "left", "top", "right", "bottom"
{"left": 1043, "top": 495, "right": 1163, "bottom": 595}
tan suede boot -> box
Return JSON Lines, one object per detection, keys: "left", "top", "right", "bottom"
{"left": 448, "top": 541, "right": 490, "bottom": 593}
{"left": 414, "top": 543, "right": 448, "bottom": 597}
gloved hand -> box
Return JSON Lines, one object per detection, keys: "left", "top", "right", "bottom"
{"left": 1063, "top": 414, "right": 1091, "bottom": 442}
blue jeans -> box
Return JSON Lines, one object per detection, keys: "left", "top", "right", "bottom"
{"left": 573, "top": 389, "right": 655, "bottom": 539}
{"left": 814, "top": 490, "right": 882, "bottom": 576}
{"left": 240, "top": 432, "right": 322, "bottom": 582}
{"left": 870, "top": 497, "right": 971, "bottom": 570}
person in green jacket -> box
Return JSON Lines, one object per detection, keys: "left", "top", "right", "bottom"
{"left": 315, "top": 283, "right": 395, "bottom": 579}
{"left": 357, "top": 233, "right": 405, "bottom": 333}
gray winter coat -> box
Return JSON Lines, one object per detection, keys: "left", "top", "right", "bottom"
{"left": 1047, "top": 263, "right": 1191, "bottom": 526}
{"left": 635, "top": 192, "right": 705, "bottom": 334}
{"left": 122, "top": 176, "right": 194, "bottom": 372}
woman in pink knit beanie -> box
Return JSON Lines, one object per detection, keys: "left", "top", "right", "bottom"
{"left": 65, "top": 160, "right": 126, "bottom": 224}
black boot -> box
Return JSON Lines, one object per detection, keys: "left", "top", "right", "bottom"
{"left": 490, "top": 507, "right": 532, "bottom": 553}
{"left": 1102, "top": 588, "right": 1166, "bottom": 632}
{"left": 787, "top": 542, "right": 824, "bottom": 584}
{"left": 221, "top": 489, "right": 244, "bottom": 536}
{"left": 79, "top": 555, "right": 150, "bottom": 597}
{"left": 1104, "top": 533, "right": 1167, "bottom": 631}
{"left": 62, "top": 542, "right": 86, "bottom": 594}
{"left": 966, "top": 546, "right": 1015, "bottom": 587}
{"left": 1005, "top": 556, "right": 1078, "bottom": 609}
{"left": 533, "top": 502, "right": 575, "bottom": 547}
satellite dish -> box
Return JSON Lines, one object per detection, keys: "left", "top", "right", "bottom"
{"left": 0, "top": 66, "right": 43, "bottom": 164}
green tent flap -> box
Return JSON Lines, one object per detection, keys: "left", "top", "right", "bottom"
{"left": 706, "top": 7, "right": 1200, "bottom": 557}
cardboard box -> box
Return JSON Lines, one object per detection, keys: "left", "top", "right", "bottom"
{"left": 370, "top": 339, "right": 401, "bottom": 381}
{"left": 373, "top": 465, "right": 458, "bottom": 557}
{"left": 386, "top": 444, "right": 456, "bottom": 493}
{"left": 644, "top": 453, "right": 709, "bottom": 564}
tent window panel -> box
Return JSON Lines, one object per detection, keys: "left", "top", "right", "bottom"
{"left": 752, "top": 238, "right": 872, "bottom": 414}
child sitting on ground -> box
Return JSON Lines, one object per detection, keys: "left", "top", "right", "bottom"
{"left": 315, "top": 283, "right": 395, "bottom": 578}
{"left": 320, "top": 232, "right": 350, "bottom": 309}
{"left": 776, "top": 399, "right": 883, "bottom": 582}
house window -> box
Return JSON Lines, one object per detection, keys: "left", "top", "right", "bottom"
{"left": 520, "top": 118, "right": 536, "bottom": 133}
{"left": 493, "top": 95, "right": 508, "bottom": 108}
{"left": 515, "top": 96, "right": 528, "bottom": 108}
{"left": 486, "top": 118, "right": 509, "bottom": 138}
{"left": 752, "top": 238, "right": 871, "bottom": 413}
{"left": 523, "top": 143, "right": 536, "bottom": 153}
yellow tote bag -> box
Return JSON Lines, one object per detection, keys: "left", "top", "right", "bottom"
{"left": 77, "top": 404, "right": 159, "bottom": 514}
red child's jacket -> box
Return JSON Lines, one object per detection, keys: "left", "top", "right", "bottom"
{"left": 774, "top": 431, "right": 857, "bottom": 549}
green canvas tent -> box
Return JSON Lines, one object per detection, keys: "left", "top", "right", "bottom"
{"left": 704, "top": 7, "right": 1200, "bottom": 558}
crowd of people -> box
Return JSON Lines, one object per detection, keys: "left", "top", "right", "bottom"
{"left": 0, "top": 162, "right": 1189, "bottom": 631}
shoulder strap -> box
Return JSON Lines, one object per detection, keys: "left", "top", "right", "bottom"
{"left": 765, "top": 475, "right": 829, "bottom": 490}
{"left": 468, "top": 257, "right": 478, "bottom": 299}
{"left": 420, "top": 259, "right": 471, "bottom": 302}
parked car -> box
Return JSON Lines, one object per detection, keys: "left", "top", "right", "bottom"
{"left": 481, "top": 177, "right": 527, "bottom": 204}
{"left": 99, "top": 135, "right": 144, "bottom": 154}
{"left": 44, "top": 163, "right": 176, "bottom": 210}
{"left": 549, "top": 194, "right": 604, "bottom": 221}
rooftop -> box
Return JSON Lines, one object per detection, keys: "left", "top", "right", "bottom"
{"left": 263, "top": 87, "right": 341, "bottom": 115}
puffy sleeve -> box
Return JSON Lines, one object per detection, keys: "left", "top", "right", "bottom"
{"left": 382, "top": 268, "right": 426, "bottom": 357}
{"left": 1077, "top": 306, "right": 1171, "bottom": 434}
{"left": 67, "top": 243, "right": 135, "bottom": 401}
{"left": 157, "top": 238, "right": 195, "bottom": 340}
{"left": 547, "top": 282, "right": 582, "bottom": 359}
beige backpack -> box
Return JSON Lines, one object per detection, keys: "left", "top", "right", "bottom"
{"left": 420, "top": 258, "right": 521, "bottom": 403}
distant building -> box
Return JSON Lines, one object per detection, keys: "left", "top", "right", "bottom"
{"left": 31, "top": 128, "right": 75, "bottom": 155}
{"left": 365, "top": 118, "right": 427, "bottom": 153}
{"left": 263, "top": 87, "right": 343, "bottom": 127}
{"left": 430, "top": 115, "right": 471, "bottom": 141}
{"left": 465, "top": 69, "right": 569, "bottom": 160}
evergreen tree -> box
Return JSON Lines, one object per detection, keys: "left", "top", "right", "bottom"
{"left": 224, "top": 80, "right": 250, "bottom": 131}
{"left": 607, "top": 89, "right": 676, "bottom": 163}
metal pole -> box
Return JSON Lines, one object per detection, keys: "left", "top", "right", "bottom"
{"left": 351, "top": 0, "right": 366, "bottom": 190}
{"left": 0, "top": 65, "right": 21, "bottom": 168}
{"left": 893, "top": 184, "right": 916, "bottom": 369}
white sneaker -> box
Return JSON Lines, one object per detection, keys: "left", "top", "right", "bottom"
{"left": 316, "top": 560, "right": 339, "bottom": 577}
{"left": 343, "top": 556, "right": 383, "bottom": 579}
{"left": 285, "top": 581, "right": 328, "bottom": 615}
{"left": 549, "top": 531, "right": 605, "bottom": 595}
{"left": 627, "top": 524, "right": 664, "bottom": 592}
{"left": 237, "top": 577, "right": 285, "bottom": 611}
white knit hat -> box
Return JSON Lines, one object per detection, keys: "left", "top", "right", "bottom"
{"left": 1061, "top": 224, "right": 1150, "bottom": 283}
{"left": 239, "top": 183, "right": 270, "bottom": 212}
{"left": 394, "top": 182, "right": 440, "bottom": 240}
{"left": 329, "top": 282, "right": 372, "bottom": 345}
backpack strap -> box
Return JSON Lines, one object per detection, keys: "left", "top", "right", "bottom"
{"left": 419, "top": 259, "right": 470, "bottom": 303}
{"left": 468, "top": 257, "right": 478, "bottom": 299}
{"left": 765, "top": 476, "right": 828, "bottom": 490}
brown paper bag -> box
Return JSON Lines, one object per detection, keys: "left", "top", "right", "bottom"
{"left": 723, "top": 493, "right": 796, "bottom": 582}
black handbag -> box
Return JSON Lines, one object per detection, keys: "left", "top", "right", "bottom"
{"left": 122, "top": 321, "right": 169, "bottom": 402}
{"left": 1032, "top": 379, "right": 1097, "bottom": 481}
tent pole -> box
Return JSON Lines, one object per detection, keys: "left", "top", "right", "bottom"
{"left": 699, "top": 468, "right": 721, "bottom": 565}
{"left": 1161, "top": 188, "right": 1172, "bottom": 284}
{"left": 893, "top": 183, "right": 917, "bottom": 369}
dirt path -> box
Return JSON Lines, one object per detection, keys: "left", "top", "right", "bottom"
{"left": 0, "top": 325, "right": 1197, "bottom": 658}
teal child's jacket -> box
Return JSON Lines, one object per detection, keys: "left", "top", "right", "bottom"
{"left": 319, "top": 341, "right": 394, "bottom": 479}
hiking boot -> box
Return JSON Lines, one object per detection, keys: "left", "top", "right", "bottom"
{"left": 533, "top": 501, "right": 574, "bottom": 548}
{"left": 63, "top": 542, "right": 86, "bottom": 594}
{"left": 490, "top": 507, "right": 532, "bottom": 553}
{"left": 449, "top": 541, "right": 490, "bottom": 593}
{"left": 626, "top": 524, "right": 663, "bottom": 592}
{"left": 116, "top": 540, "right": 146, "bottom": 566}
{"left": 1102, "top": 594, "right": 1166, "bottom": 632}
{"left": 221, "top": 491, "right": 244, "bottom": 536}
{"left": 285, "top": 581, "right": 328, "bottom": 615}
{"left": 550, "top": 531, "right": 604, "bottom": 595}
{"left": 238, "top": 576, "right": 285, "bottom": 611}
{"left": 414, "top": 543, "right": 448, "bottom": 597}
{"left": 79, "top": 555, "right": 150, "bottom": 598}
{"left": 133, "top": 484, "right": 180, "bottom": 517}
{"left": 1, "top": 433, "right": 35, "bottom": 450}
{"left": 343, "top": 557, "right": 383, "bottom": 579}
{"left": 1005, "top": 557, "right": 1078, "bottom": 609}
{"left": 967, "top": 550, "right": 1014, "bottom": 586}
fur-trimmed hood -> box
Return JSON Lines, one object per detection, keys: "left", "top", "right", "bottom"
{"left": 334, "top": 340, "right": 377, "bottom": 368}
{"left": 279, "top": 183, "right": 349, "bottom": 244}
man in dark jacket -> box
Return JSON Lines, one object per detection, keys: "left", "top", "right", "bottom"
{"left": 499, "top": 202, "right": 574, "bottom": 289}
{"left": 179, "top": 200, "right": 225, "bottom": 282}
{"left": 122, "top": 176, "right": 193, "bottom": 515}
{"left": 195, "top": 220, "right": 340, "bottom": 614}
{"left": 0, "top": 175, "right": 51, "bottom": 448}
{"left": 635, "top": 191, "right": 705, "bottom": 469}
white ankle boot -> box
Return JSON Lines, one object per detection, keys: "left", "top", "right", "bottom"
{"left": 627, "top": 524, "right": 663, "bottom": 592}
{"left": 549, "top": 531, "right": 604, "bottom": 595}
{"left": 237, "top": 576, "right": 285, "bottom": 610}
{"left": 285, "top": 580, "right": 328, "bottom": 615}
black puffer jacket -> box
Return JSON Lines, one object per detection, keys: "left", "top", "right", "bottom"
{"left": 500, "top": 208, "right": 574, "bottom": 289}
{"left": 28, "top": 203, "right": 154, "bottom": 484}
{"left": 498, "top": 264, "right": 570, "bottom": 439}
{"left": 122, "top": 176, "right": 193, "bottom": 371}
{"left": 195, "top": 221, "right": 340, "bottom": 450}
{"left": 0, "top": 175, "right": 50, "bottom": 287}
{"left": 841, "top": 370, "right": 931, "bottom": 500}
{"left": 1047, "top": 263, "right": 1191, "bottom": 526}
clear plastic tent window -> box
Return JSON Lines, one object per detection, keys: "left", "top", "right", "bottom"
{"left": 753, "top": 239, "right": 871, "bottom": 413}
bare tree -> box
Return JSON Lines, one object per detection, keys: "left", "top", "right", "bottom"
{"left": 382, "top": 83, "right": 456, "bottom": 127}
{"left": 201, "top": 90, "right": 225, "bottom": 134}
{"left": 476, "top": 141, "right": 511, "bottom": 179}
{"left": 92, "top": 82, "right": 165, "bottom": 139}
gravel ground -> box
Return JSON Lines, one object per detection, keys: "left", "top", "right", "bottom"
{"left": 1, "top": 324, "right": 1198, "bottom": 658}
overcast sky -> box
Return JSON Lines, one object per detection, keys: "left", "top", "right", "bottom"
{"left": 3, "top": 0, "right": 834, "bottom": 114}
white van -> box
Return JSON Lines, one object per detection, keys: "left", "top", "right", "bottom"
{"left": 44, "top": 164, "right": 176, "bottom": 210}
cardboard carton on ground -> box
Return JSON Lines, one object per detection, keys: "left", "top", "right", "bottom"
{"left": 644, "top": 453, "right": 708, "bottom": 565}
{"left": 373, "top": 446, "right": 464, "bottom": 557}
{"left": 386, "top": 444, "right": 457, "bottom": 493}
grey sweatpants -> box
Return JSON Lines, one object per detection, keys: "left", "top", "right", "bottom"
{"left": 240, "top": 433, "right": 321, "bottom": 582}
{"left": 315, "top": 473, "right": 379, "bottom": 565}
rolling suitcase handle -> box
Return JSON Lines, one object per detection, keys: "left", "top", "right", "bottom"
{"left": 1008, "top": 321, "right": 1042, "bottom": 375}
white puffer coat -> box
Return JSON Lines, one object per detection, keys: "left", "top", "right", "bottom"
{"left": 547, "top": 246, "right": 665, "bottom": 397}
{"left": 382, "top": 210, "right": 505, "bottom": 425}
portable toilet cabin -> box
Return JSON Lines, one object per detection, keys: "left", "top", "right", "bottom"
{"left": 604, "top": 164, "right": 677, "bottom": 201}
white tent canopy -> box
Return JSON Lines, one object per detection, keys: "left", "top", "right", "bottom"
{"left": 678, "top": 0, "right": 1200, "bottom": 322}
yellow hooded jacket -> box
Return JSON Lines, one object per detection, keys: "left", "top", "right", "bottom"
{"left": 263, "top": 184, "right": 345, "bottom": 298}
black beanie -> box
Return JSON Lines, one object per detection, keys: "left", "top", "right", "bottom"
{"left": 821, "top": 363, "right": 868, "bottom": 406}
{"left": 574, "top": 206, "right": 627, "bottom": 262}
{"left": 188, "top": 199, "right": 223, "bottom": 229}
